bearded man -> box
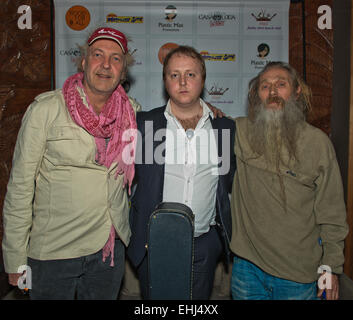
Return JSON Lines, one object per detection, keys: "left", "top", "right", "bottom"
{"left": 230, "top": 62, "right": 348, "bottom": 300}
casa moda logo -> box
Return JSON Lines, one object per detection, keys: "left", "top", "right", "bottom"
{"left": 65, "top": 5, "right": 91, "bottom": 31}
{"left": 198, "top": 12, "right": 236, "bottom": 27}
{"left": 59, "top": 47, "right": 82, "bottom": 65}
{"left": 106, "top": 13, "right": 143, "bottom": 24}
{"left": 200, "top": 51, "right": 236, "bottom": 62}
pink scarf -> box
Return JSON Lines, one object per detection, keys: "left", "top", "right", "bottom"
{"left": 63, "top": 72, "right": 137, "bottom": 266}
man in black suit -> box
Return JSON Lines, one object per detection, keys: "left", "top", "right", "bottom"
{"left": 127, "top": 46, "right": 236, "bottom": 299}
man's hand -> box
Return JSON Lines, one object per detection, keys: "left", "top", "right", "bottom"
{"left": 206, "top": 102, "right": 225, "bottom": 118}
{"left": 317, "top": 274, "right": 339, "bottom": 300}
{"left": 8, "top": 273, "right": 22, "bottom": 287}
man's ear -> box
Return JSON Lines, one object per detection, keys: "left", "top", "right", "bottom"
{"left": 295, "top": 85, "right": 301, "bottom": 99}
{"left": 81, "top": 58, "right": 86, "bottom": 72}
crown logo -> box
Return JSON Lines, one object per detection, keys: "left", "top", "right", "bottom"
{"left": 251, "top": 10, "right": 277, "bottom": 22}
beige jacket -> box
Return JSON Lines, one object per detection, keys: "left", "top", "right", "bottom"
{"left": 2, "top": 89, "right": 141, "bottom": 273}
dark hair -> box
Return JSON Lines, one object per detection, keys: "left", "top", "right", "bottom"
{"left": 162, "top": 45, "right": 206, "bottom": 82}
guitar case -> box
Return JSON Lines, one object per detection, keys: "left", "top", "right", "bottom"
{"left": 147, "top": 202, "right": 194, "bottom": 300}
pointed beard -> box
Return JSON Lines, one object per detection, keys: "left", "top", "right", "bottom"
{"left": 247, "top": 96, "right": 305, "bottom": 210}
{"left": 248, "top": 95, "right": 304, "bottom": 166}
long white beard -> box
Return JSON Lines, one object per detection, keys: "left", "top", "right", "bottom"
{"left": 248, "top": 96, "right": 305, "bottom": 210}
{"left": 249, "top": 96, "right": 304, "bottom": 166}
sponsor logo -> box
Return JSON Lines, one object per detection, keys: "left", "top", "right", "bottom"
{"left": 198, "top": 12, "right": 236, "bottom": 27}
{"left": 165, "top": 5, "right": 177, "bottom": 21}
{"left": 200, "top": 51, "right": 236, "bottom": 62}
{"left": 206, "top": 84, "right": 229, "bottom": 96}
{"left": 65, "top": 5, "right": 90, "bottom": 31}
{"left": 206, "top": 84, "right": 233, "bottom": 105}
{"left": 159, "top": 5, "right": 183, "bottom": 31}
{"left": 249, "top": 43, "right": 271, "bottom": 69}
{"left": 247, "top": 9, "right": 281, "bottom": 31}
{"left": 257, "top": 43, "right": 270, "bottom": 59}
{"left": 250, "top": 60, "right": 272, "bottom": 69}
{"left": 158, "top": 22, "right": 183, "bottom": 31}
{"left": 129, "top": 48, "right": 142, "bottom": 66}
{"left": 59, "top": 47, "right": 82, "bottom": 66}
{"left": 251, "top": 9, "right": 277, "bottom": 23}
{"left": 158, "top": 43, "right": 179, "bottom": 64}
{"left": 59, "top": 48, "right": 81, "bottom": 57}
{"left": 106, "top": 13, "right": 143, "bottom": 24}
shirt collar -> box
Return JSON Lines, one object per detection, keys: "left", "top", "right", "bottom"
{"left": 164, "top": 98, "right": 214, "bottom": 121}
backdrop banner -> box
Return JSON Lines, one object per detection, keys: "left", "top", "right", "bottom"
{"left": 54, "top": 0, "right": 289, "bottom": 117}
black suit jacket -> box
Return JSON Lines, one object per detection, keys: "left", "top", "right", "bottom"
{"left": 127, "top": 106, "right": 236, "bottom": 267}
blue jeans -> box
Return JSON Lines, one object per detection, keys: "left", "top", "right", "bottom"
{"left": 28, "top": 239, "right": 125, "bottom": 300}
{"left": 231, "top": 256, "right": 319, "bottom": 300}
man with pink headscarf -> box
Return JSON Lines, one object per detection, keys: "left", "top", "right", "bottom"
{"left": 2, "top": 27, "right": 139, "bottom": 299}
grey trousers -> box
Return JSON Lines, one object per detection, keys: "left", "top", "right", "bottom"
{"left": 28, "top": 239, "right": 125, "bottom": 300}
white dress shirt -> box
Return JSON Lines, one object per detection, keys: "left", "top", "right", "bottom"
{"left": 163, "top": 99, "right": 219, "bottom": 237}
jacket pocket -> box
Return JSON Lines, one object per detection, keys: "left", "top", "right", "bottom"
{"left": 46, "top": 125, "right": 93, "bottom": 165}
